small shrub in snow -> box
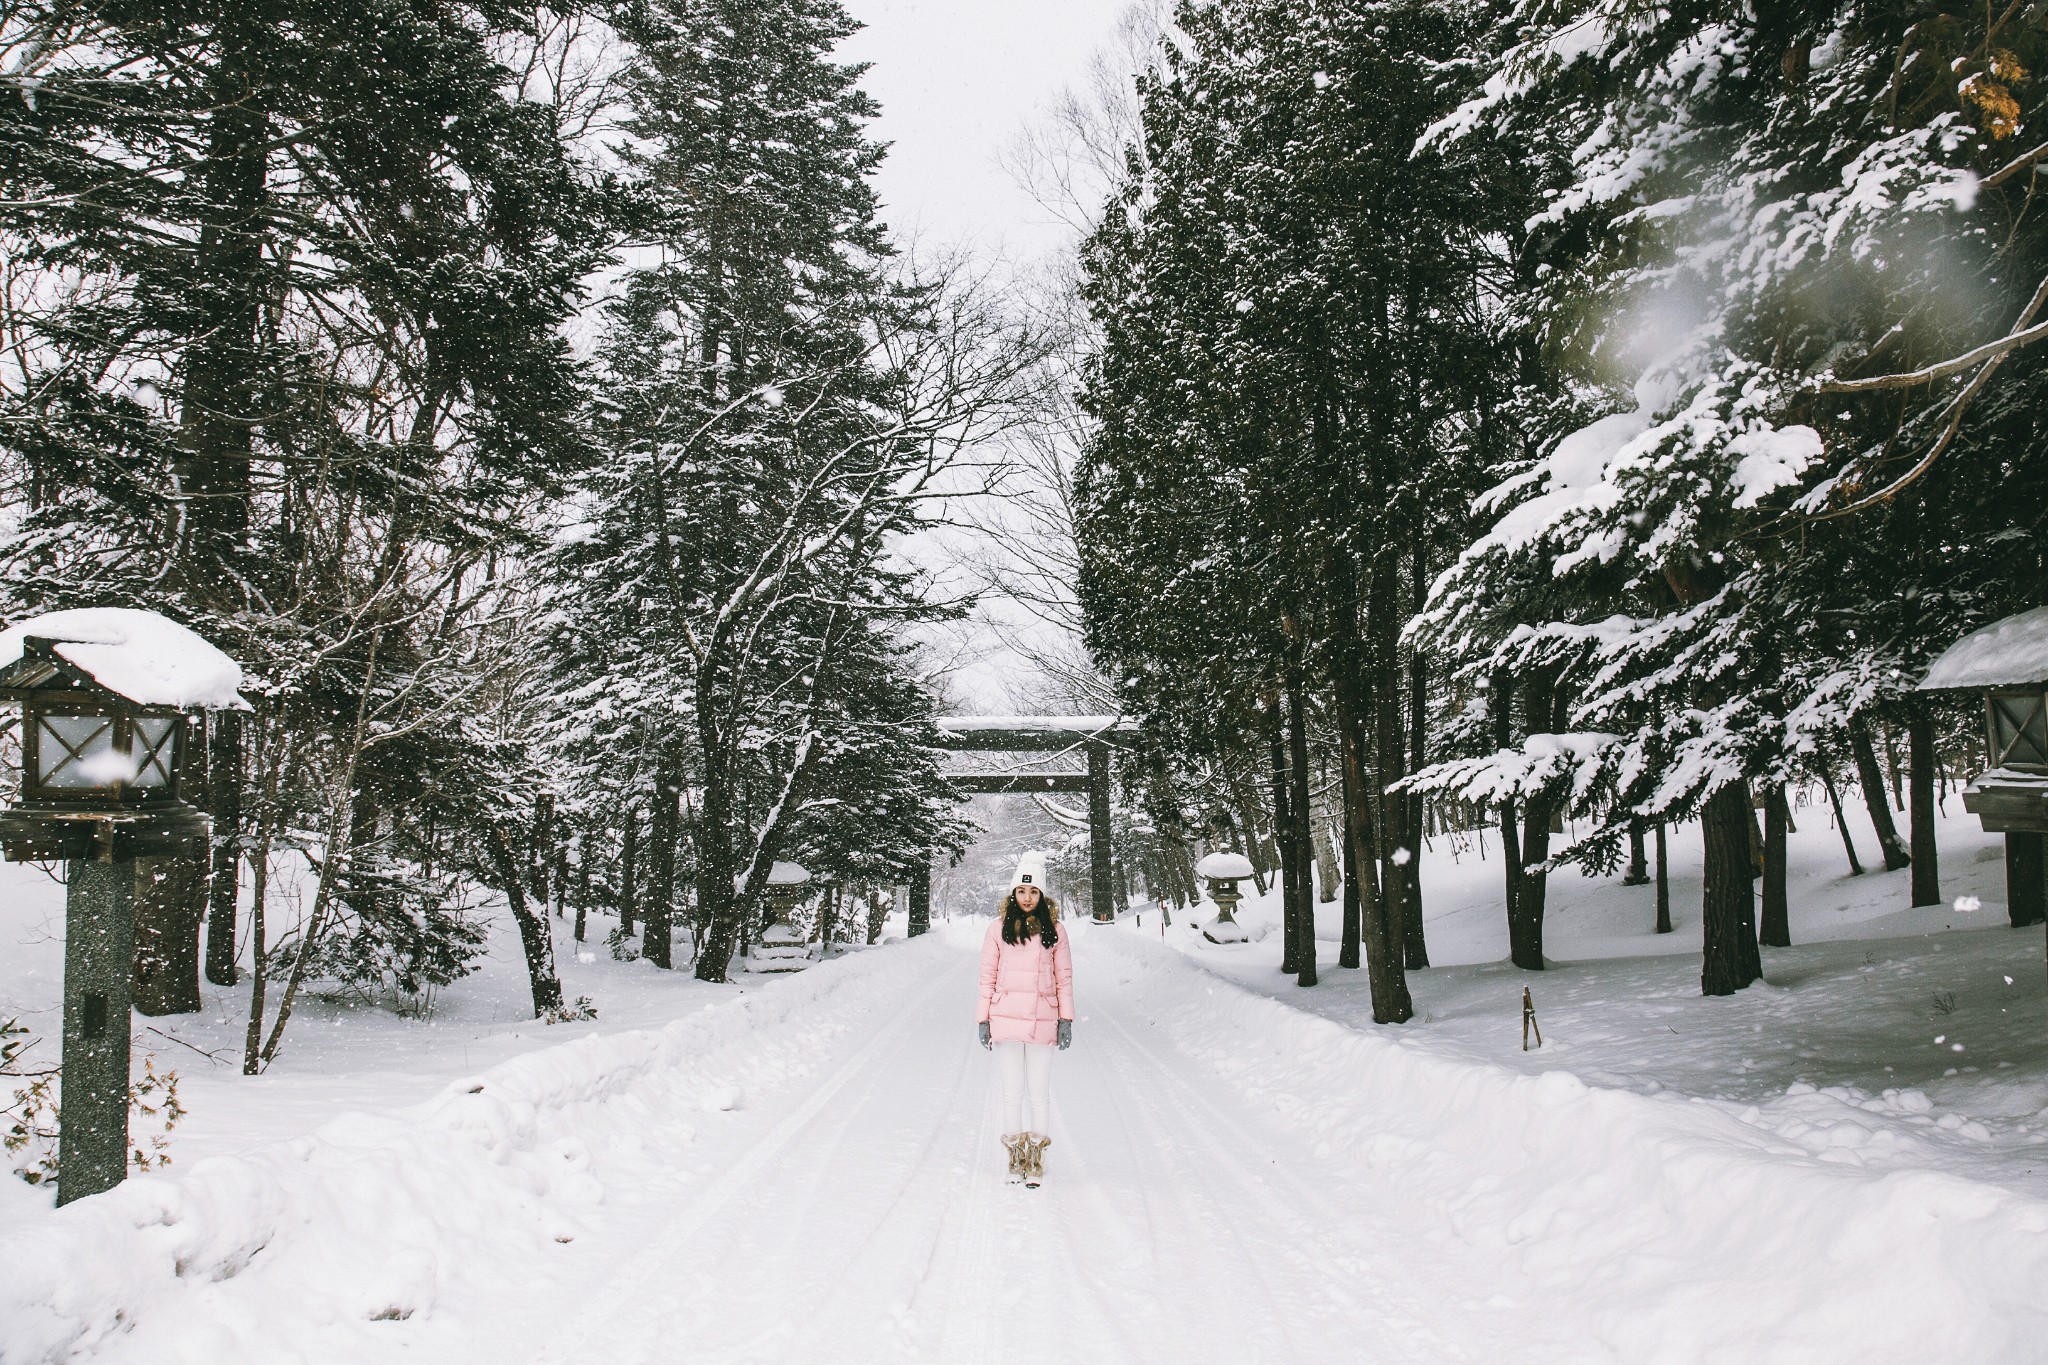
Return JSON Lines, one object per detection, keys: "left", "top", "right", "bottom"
{"left": 542, "top": 996, "right": 598, "bottom": 1025}
{"left": 3, "top": 1020, "right": 185, "bottom": 1189}
{"left": 1931, "top": 991, "right": 1958, "bottom": 1017}
{"left": 607, "top": 925, "right": 640, "bottom": 962}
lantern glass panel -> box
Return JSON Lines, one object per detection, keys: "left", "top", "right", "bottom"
{"left": 35, "top": 714, "right": 117, "bottom": 790}
{"left": 1990, "top": 692, "right": 2048, "bottom": 770}
{"left": 130, "top": 716, "right": 177, "bottom": 789}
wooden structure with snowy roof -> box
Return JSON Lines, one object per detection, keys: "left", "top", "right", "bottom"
{"left": 0, "top": 609, "right": 243, "bottom": 861}
{"left": 1920, "top": 606, "right": 2048, "bottom": 834}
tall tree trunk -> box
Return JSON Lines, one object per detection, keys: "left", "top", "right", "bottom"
{"left": 1760, "top": 785, "right": 1791, "bottom": 947}
{"left": 1337, "top": 684, "right": 1409, "bottom": 1020}
{"left": 1310, "top": 789, "right": 1341, "bottom": 904}
{"left": 1821, "top": 766, "right": 1865, "bottom": 876}
{"left": 1491, "top": 668, "right": 1522, "bottom": 948}
{"left": 619, "top": 809, "right": 639, "bottom": 935}
{"left": 1371, "top": 555, "right": 1413, "bottom": 970}
{"left": 204, "top": 711, "right": 241, "bottom": 986}
{"left": 2008, "top": 833, "right": 2047, "bottom": 929}
{"left": 1403, "top": 544, "right": 1430, "bottom": 968}
{"left": 1624, "top": 818, "right": 1649, "bottom": 886}
{"left": 573, "top": 834, "right": 591, "bottom": 943}
{"left": 1268, "top": 698, "right": 1303, "bottom": 977}
{"left": 1849, "top": 715, "right": 1911, "bottom": 871}
{"left": 178, "top": 17, "right": 265, "bottom": 589}
{"left": 649, "top": 752, "right": 682, "bottom": 970}
{"left": 1654, "top": 821, "right": 1672, "bottom": 934}
{"left": 1701, "top": 780, "right": 1764, "bottom": 996}
{"left": 1285, "top": 670, "right": 1318, "bottom": 988}
{"left": 1225, "top": 773, "right": 1274, "bottom": 895}
{"left": 488, "top": 825, "right": 563, "bottom": 1016}
{"left": 1908, "top": 704, "right": 1941, "bottom": 907}
{"left": 131, "top": 857, "right": 204, "bottom": 1015}
{"left": 1510, "top": 666, "right": 1554, "bottom": 971}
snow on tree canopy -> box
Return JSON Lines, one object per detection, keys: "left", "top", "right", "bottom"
{"left": 0, "top": 608, "right": 247, "bottom": 709}
{"left": 1195, "top": 851, "right": 1255, "bottom": 880}
{"left": 1919, "top": 607, "right": 2048, "bottom": 691}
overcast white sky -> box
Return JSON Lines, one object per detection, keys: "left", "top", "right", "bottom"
{"left": 839, "top": 0, "right": 1127, "bottom": 266}
{"left": 838, "top": 1, "right": 1129, "bottom": 713}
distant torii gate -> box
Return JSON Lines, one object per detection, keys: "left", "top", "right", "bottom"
{"left": 908, "top": 716, "right": 1136, "bottom": 933}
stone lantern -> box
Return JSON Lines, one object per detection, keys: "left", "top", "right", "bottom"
{"left": 1196, "top": 850, "right": 1255, "bottom": 944}
{"left": 749, "top": 861, "right": 814, "bottom": 973}
{"left": 0, "top": 609, "right": 244, "bottom": 1204}
{"left": 1919, "top": 605, "right": 2048, "bottom": 928}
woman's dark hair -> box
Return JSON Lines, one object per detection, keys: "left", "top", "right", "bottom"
{"left": 1000, "top": 891, "right": 1060, "bottom": 948}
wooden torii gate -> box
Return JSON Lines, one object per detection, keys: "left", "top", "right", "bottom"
{"left": 908, "top": 716, "right": 1136, "bottom": 933}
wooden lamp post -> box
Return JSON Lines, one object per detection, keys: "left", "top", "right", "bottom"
{"left": 1919, "top": 606, "right": 2048, "bottom": 935}
{"left": 0, "top": 611, "right": 241, "bottom": 1204}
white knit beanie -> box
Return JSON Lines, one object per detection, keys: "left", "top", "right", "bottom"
{"left": 1011, "top": 850, "right": 1049, "bottom": 894}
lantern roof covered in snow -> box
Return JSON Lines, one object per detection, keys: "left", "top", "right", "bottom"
{"left": 1196, "top": 851, "right": 1255, "bottom": 880}
{"left": 766, "top": 860, "right": 812, "bottom": 887}
{"left": 1919, "top": 606, "right": 2048, "bottom": 692}
{"left": 0, "top": 608, "right": 247, "bottom": 710}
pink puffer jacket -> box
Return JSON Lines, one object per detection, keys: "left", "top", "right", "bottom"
{"left": 976, "top": 917, "right": 1074, "bottom": 1046}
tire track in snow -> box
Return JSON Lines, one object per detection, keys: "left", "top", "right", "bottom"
{"left": 529, "top": 967, "right": 954, "bottom": 1365}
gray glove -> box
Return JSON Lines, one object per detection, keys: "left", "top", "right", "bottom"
{"left": 1057, "top": 1019, "right": 1072, "bottom": 1050}
{"left": 978, "top": 1020, "right": 991, "bottom": 1050}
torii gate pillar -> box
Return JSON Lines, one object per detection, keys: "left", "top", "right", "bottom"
{"left": 1087, "top": 740, "right": 1114, "bottom": 923}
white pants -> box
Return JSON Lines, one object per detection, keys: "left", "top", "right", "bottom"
{"left": 995, "top": 1040, "right": 1053, "bottom": 1135}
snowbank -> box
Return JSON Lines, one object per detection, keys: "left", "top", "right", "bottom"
{"left": 0, "top": 608, "right": 246, "bottom": 710}
{"left": 0, "top": 937, "right": 945, "bottom": 1364}
{"left": 1085, "top": 929, "right": 2048, "bottom": 1364}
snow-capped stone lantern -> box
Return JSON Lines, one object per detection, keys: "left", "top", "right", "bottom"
{"left": 0, "top": 609, "right": 245, "bottom": 1205}
{"left": 1919, "top": 606, "right": 2048, "bottom": 928}
{"left": 749, "top": 860, "right": 815, "bottom": 973}
{"left": 1196, "top": 850, "right": 1255, "bottom": 945}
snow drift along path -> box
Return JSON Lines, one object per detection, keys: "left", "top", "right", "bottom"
{"left": 9, "top": 920, "right": 2048, "bottom": 1364}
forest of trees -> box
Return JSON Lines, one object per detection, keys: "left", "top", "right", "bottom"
{"left": 0, "top": 0, "right": 1041, "bottom": 1068}
{"left": 6, "top": 0, "right": 2048, "bottom": 1063}
{"left": 1076, "top": 0, "right": 2048, "bottom": 1015}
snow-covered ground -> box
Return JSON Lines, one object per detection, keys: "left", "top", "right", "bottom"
{"left": 4, "top": 791, "right": 2048, "bottom": 1361}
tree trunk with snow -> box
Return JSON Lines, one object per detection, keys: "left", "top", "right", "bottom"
{"left": 204, "top": 712, "right": 242, "bottom": 987}
{"left": 1701, "top": 780, "right": 1764, "bottom": 995}
{"left": 1654, "top": 821, "right": 1672, "bottom": 934}
{"left": 1510, "top": 667, "right": 1554, "bottom": 971}
{"left": 1908, "top": 705, "right": 1941, "bottom": 907}
{"left": 1403, "top": 545, "right": 1430, "bottom": 969}
{"left": 1760, "top": 785, "right": 1790, "bottom": 948}
{"left": 648, "top": 755, "right": 681, "bottom": 970}
{"left": 619, "top": 811, "right": 639, "bottom": 936}
{"left": 1268, "top": 698, "right": 1304, "bottom": 978}
{"left": 131, "top": 857, "right": 204, "bottom": 1016}
{"left": 1821, "top": 765, "right": 1865, "bottom": 876}
{"left": 487, "top": 824, "right": 563, "bottom": 1017}
{"left": 1337, "top": 684, "right": 1409, "bottom": 1021}
{"left": 1285, "top": 672, "right": 1318, "bottom": 988}
{"left": 1849, "top": 715, "right": 1911, "bottom": 872}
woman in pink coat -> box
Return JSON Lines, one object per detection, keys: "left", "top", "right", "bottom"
{"left": 976, "top": 851, "right": 1073, "bottom": 1188}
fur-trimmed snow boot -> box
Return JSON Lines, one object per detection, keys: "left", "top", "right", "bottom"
{"left": 1002, "top": 1133, "right": 1028, "bottom": 1185}
{"left": 1021, "top": 1134, "right": 1051, "bottom": 1188}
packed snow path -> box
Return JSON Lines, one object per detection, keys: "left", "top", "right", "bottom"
{"left": 12, "top": 918, "right": 2048, "bottom": 1363}
{"left": 486, "top": 936, "right": 1527, "bottom": 1365}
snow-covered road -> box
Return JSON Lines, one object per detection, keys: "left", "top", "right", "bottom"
{"left": 469, "top": 932, "right": 1532, "bottom": 1365}
{"left": 13, "top": 917, "right": 2048, "bottom": 1364}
